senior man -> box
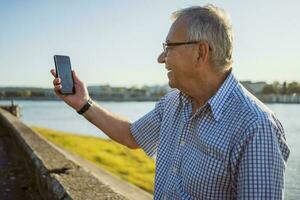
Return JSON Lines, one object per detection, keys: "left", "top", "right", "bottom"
{"left": 51, "top": 4, "right": 289, "bottom": 200}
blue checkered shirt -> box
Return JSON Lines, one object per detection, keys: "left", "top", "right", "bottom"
{"left": 130, "top": 72, "right": 290, "bottom": 200}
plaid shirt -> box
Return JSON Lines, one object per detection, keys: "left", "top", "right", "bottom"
{"left": 130, "top": 72, "right": 290, "bottom": 200}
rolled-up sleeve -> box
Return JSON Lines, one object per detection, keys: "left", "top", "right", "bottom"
{"left": 130, "top": 96, "right": 165, "bottom": 157}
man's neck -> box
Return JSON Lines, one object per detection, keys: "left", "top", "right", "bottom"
{"left": 186, "top": 70, "right": 230, "bottom": 111}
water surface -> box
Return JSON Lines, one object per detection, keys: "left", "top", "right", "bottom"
{"left": 0, "top": 100, "right": 298, "bottom": 198}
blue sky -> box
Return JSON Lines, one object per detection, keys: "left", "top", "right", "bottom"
{"left": 0, "top": 0, "right": 299, "bottom": 88}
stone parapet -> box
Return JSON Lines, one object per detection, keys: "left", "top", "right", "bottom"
{"left": 0, "top": 105, "right": 20, "bottom": 117}
{"left": 0, "top": 108, "right": 152, "bottom": 200}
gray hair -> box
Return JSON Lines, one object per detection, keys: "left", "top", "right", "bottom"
{"left": 172, "top": 4, "right": 233, "bottom": 70}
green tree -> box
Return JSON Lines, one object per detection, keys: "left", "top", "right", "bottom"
{"left": 287, "top": 82, "right": 300, "bottom": 94}
{"left": 282, "top": 81, "right": 287, "bottom": 95}
{"left": 272, "top": 81, "right": 281, "bottom": 94}
{"left": 262, "top": 84, "right": 276, "bottom": 94}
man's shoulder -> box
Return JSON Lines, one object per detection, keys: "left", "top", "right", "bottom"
{"left": 159, "top": 89, "right": 181, "bottom": 104}
{"left": 231, "top": 83, "right": 289, "bottom": 163}
{"left": 153, "top": 89, "right": 182, "bottom": 116}
{"left": 231, "top": 83, "right": 283, "bottom": 132}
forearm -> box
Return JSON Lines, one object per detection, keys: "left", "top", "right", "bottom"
{"left": 82, "top": 101, "right": 139, "bottom": 149}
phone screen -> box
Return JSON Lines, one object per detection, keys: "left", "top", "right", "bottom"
{"left": 54, "top": 55, "right": 75, "bottom": 94}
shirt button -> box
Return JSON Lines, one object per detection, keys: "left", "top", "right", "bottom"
{"left": 163, "top": 196, "right": 167, "bottom": 200}
{"left": 180, "top": 140, "right": 185, "bottom": 146}
{"left": 173, "top": 166, "right": 178, "bottom": 173}
{"left": 180, "top": 124, "right": 184, "bottom": 131}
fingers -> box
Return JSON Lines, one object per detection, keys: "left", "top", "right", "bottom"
{"left": 54, "top": 84, "right": 62, "bottom": 90}
{"left": 53, "top": 77, "right": 61, "bottom": 85}
{"left": 53, "top": 87, "right": 62, "bottom": 97}
{"left": 51, "top": 69, "right": 62, "bottom": 94}
{"left": 50, "top": 69, "right": 57, "bottom": 78}
{"left": 51, "top": 69, "right": 61, "bottom": 86}
{"left": 53, "top": 81, "right": 62, "bottom": 95}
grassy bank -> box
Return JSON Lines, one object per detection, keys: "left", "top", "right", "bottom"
{"left": 31, "top": 126, "right": 155, "bottom": 193}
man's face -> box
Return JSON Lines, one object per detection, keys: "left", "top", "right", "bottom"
{"left": 158, "top": 18, "right": 198, "bottom": 90}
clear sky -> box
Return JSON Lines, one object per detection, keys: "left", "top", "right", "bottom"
{"left": 0, "top": 0, "right": 299, "bottom": 88}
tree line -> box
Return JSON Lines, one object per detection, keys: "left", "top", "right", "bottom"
{"left": 262, "top": 81, "right": 300, "bottom": 95}
{"left": 0, "top": 81, "right": 300, "bottom": 98}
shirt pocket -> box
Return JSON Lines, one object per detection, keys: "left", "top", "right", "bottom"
{"left": 181, "top": 138, "right": 229, "bottom": 198}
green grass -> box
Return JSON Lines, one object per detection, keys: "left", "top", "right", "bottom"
{"left": 31, "top": 126, "right": 155, "bottom": 193}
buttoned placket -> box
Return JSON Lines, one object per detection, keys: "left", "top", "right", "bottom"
{"left": 173, "top": 104, "right": 208, "bottom": 170}
{"left": 162, "top": 194, "right": 168, "bottom": 200}
{"left": 164, "top": 99, "right": 209, "bottom": 198}
{"left": 173, "top": 105, "right": 187, "bottom": 172}
{"left": 166, "top": 102, "right": 195, "bottom": 199}
{"left": 170, "top": 120, "right": 184, "bottom": 176}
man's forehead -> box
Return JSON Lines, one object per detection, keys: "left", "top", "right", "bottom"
{"left": 165, "top": 17, "right": 188, "bottom": 42}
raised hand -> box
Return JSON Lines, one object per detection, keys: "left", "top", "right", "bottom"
{"left": 50, "top": 69, "right": 90, "bottom": 111}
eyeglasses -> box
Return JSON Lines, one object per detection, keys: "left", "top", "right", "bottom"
{"left": 162, "top": 41, "right": 199, "bottom": 54}
{"left": 162, "top": 41, "right": 212, "bottom": 54}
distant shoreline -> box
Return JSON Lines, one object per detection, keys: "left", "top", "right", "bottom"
{"left": 1, "top": 94, "right": 300, "bottom": 104}
{"left": 0, "top": 97, "right": 159, "bottom": 102}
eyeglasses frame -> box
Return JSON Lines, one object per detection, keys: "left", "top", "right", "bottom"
{"left": 162, "top": 41, "right": 211, "bottom": 55}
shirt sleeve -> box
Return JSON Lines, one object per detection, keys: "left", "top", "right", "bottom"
{"left": 230, "top": 118, "right": 290, "bottom": 199}
{"left": 130, "top": 95, "right": 166, "bottom": 157}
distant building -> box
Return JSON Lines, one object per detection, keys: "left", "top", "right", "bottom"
{"left": 87, "top": 84, "right": 173, "bottom": 101}
{"left": 240, "top": 81, "right": 267, "bottom": 95}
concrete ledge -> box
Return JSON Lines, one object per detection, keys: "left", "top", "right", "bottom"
{"left": 0, "top": 108, "right": 152, "bottom": 200}
{"left": 0, "top": 105, "right": 20, "bottom": 117}
{"left": 47, "top": 138, "right": 153, "bottom": 200}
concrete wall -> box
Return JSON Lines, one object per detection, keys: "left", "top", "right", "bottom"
{"left": 0, "top": 105, "right": 20, "bottom": 117}
{"left": 0, "top": 107, "right": 153, "bottom": 200}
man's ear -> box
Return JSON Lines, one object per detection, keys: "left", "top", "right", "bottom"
{"left": 196, "top": 42, "right": 210, "bottom": 63}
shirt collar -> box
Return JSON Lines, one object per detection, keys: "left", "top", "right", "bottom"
{"left": 179, "top": 71, "right": 238, "bottom": 121}
{"left": 179, "top": 91, "right": 192, "bottom": 105}
{"left": 207, "top": 71, "right": 238, "bottom": 121}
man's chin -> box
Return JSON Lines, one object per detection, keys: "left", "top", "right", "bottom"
{"left": 167, "top": 71, "right": 178, "bottom": 89}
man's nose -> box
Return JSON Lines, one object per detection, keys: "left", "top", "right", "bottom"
{"left": 157, "top": 52, "right": 165, "bottom": 64}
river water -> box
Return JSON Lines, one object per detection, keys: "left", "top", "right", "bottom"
{"left": 0, "top": 100, "right": 299, "bottom": 199}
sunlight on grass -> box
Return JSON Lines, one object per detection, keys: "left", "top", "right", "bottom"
{"left": 31, "top": 126, "right": 155, "bottom": 193}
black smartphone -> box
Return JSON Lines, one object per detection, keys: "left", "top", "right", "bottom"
{"left": 54, "top": 55, "right": 75, "bottom": 94}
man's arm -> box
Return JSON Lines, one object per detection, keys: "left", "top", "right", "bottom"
{"left": 231, "top": 119, "right": 289, "bottom": 199}
{"left": 82, "top": 101, "right": 139, "bottom": 149}
{"left": 50, "top": 69, "right": 139, "bottom": 149}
